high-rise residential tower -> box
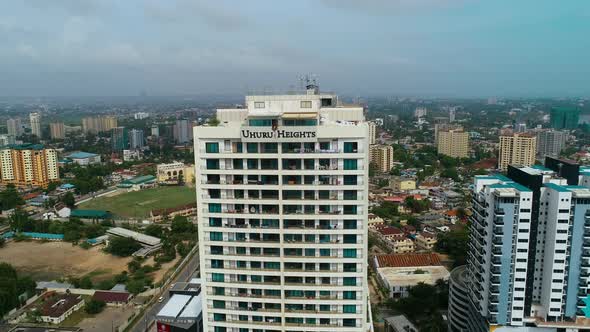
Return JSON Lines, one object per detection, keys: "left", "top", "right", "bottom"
{"left": 460, "top": 157, "right": 590, "bottom": 332}
{"left": 369, "top": 145, "right": 394, "bottom": 173}
{"left": 174, "top": 119, "right": 190, "bottom": 144}
{"left": 7, "top": 118, "right": 23, "bottom": 137}
{"left": 0, "top": 144, "right": 59, "bottom": 187}
{"left": 111, "top": 127, "right": 128, "bottom": 151}
{"left": 550, "top": 107, "right": 580, "bottom": 130}
{"left": 498, "top": 133, "right": 537, "bottom": 171}
{"left": 29, "top": 112, "right": 42, "bottom": 138}
{"left": 82, "top": 116, "right": 118, "bottom": 134}
{"left": 49, "top": 122, "right": 65, "bottom": 140}
{"left": 534, "top": 129, "right": 568, "bottom": 159}
{"left": 129, "top": 129, "right": 144, "bottom": 150}
{"left": 368, "top": 121, "right": 376, "bottom": 145}
{"left": 437, "top": 127, "right": 469, "bottom": 158}
{"left": 194, "top": 85, "right": 371, "bottom": 332}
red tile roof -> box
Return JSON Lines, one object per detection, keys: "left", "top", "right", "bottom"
{"left": 40, "top": 293, "right": 83, "bottom": 318}
{"left": 374, "top": 253, "right": 442, "bottom": 268}
{"left": 377, "top": 226, "right": 403, "bottom": 236}
{"left": 92, "top": 291, "right": 131, "bottom": 303}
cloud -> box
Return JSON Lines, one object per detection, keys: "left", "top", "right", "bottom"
{"left": 15, "top": 44, "right": 37, "bottom": 58}
{"left": 320, "top": 0, "right": 466, "bottom": 14}
{"left": 144, "top": 0, "right": 250, "bottom": 32}
{"left": 21, "top": 0, "right": 106, "bottom": 16}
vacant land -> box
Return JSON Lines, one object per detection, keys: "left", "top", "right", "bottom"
{"left": 78, "top": 186, "right": 195, "bottom": 219}
{"left": 0, "top": 241, "right": 131, "bottom": 281}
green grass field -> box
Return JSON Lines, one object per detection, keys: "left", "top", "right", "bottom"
{"left": 79, "top": 186, "right": 196, "bottom": 219}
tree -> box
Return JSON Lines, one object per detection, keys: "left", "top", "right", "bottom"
{"left": 207, "top": 117, "right": 220, "bottom": 126}
{"left": 171, "top": 216, "right": 193, "bottom": 234}
{"left": 435, "top": 225, "right": 469, "bottom": 267}
{"left": 85, "top": 299, "right": 106, "bottom": 314}
{"left": 0, "top": 263, "right": 35, "bottom": 316}
{"left": 144, "top": 224, "right": 163, "bottom": 237}
{"left": 61, "top": 192, "right": 76, "bottom": 208}
{"left": 9, "top": 208, "right": 31, "bottom": 232}
{"left": 45, "top": 182, "right": 59, "bottom": 193}
{"left": 79, "top": 276, "right": 93, "bottom": 289}
{"left": 0, "top": 237, "right": 4, "bottom": 248}
{"left": 128, "top": 260, "right": 141, "bottom": 273}
{"left": 106, "top": 237, "right": 142, "bottom": 257}
{"left": 125, "top": 279, "right": 146, "bottom": 295}
{"left": 440, "top": 167, "right": 459, "bottom": 181}
{"left": 0, "top": 185, "right": 24, "bottom": 211}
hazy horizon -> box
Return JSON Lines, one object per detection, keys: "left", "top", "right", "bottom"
{"left": 1, "top": 0, "right": 589, "bottom": 98}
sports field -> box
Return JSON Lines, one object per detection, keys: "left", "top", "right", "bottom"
{"left": 79, "top": 186, "right": 196, "bottom": 219}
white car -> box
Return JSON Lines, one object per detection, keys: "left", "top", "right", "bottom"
{"left": 158, "top": 296, "right": 164, "bottom": 303}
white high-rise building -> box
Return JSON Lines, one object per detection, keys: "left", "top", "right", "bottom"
{"left": 29, "top": 112, "right": 42, "bottom": 138}
{"left": 368, "top": 121, "right": 376, "bottom": 145}
{"left": 460, "top": 157, "right": 590, "bottom": 332}
{"left": 7, "top": 118, "right": 23, "bottom": 137}
{"left": 129, "top": 129, "right": 144, "bottom": 150}
{"left": 134, "top": 112, "right": 150, "bottom": 120}
{"left": 175, "top": 119, "right": 190, "bottom": 144}
{"left": 194, "top": 85, "right": 371, "bottom": 332}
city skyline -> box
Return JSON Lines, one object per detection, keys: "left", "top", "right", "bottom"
{"left": 1, "top": 1, "right": 589, "bottom": 97}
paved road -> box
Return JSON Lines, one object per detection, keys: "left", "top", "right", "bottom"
{"left": 131, "top": 250, "right": 200, "bottom": 332}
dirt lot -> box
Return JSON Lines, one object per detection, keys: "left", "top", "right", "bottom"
{"left": 0, "top": 241, "right": 131, "bottom": 281}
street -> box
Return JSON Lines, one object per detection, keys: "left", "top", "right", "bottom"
{"left": 131, "top": 249, "right": 200, "bottom": 332}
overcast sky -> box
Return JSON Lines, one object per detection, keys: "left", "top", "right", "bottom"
{"left": 1, "top": 0, "right": 588, "bottom": 97}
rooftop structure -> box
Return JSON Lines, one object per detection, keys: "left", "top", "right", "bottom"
{"left": 106, "top": 227, "right": 161, "bottom": 246}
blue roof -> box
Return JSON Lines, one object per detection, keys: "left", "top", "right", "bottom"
{"left": 2, "top": 231, "right": 15, "bottom": 239}
{"left": 544, "top": 182, "right": 570, "bottom": 193}
{"left": 67, "top": 151, "right": 98, "bottom": 159}
{"left": 61, "top": 183, "right": 75, "bottom": 189}
{"left": 531, "top": 164, "right": 551, "bottom": 171}
{"left": 3, "top": 231, "right": 64, "bottom": 239}
{"left": 489, "top": 182, "right": 532, "bottom": 192}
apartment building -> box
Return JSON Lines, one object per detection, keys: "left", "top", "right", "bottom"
{"left": 30, "top": 112, "right": 42, "bottom": 138}
{"left": 534, "top": 129, "right": 567, "bottom": 158}
{"left": 498, "top": 132, "right": 537, "bottom": 171}
{"left": 0, "top": 144, "right": 59, "bottom": 187}
{"left": 369, "top": 145, "right": 394, "bottom": 173}
{"left": 194, "top": 85, "right": 370, "bottom": 332}
{"left": 82, "top": 115, "right": 118, "bottom": 134}
{"left": 368, "top": 121, "right": 376, "bottom": 145}
{"left": 461, "top": 157, "right": 590, "bottom": 332}
{"left": 50, "top": 122, "right": 65, "bottom": 140}
{"left": 437, "top": 128, "right": 469, "bottom": 158}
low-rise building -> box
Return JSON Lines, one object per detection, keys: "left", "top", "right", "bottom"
{"left": 117, "top": 175, "right": 157, "bottom": 190}
{"left": 39, "top": 293, "right": 85, "bottom": 324}
{"left": 92, "top": 290, "right": 132, "bottom": 306}
{"left": 150, "top": 202, "right": 197, "bottom": 223}
{"left": 368, "top": 213, "right": 385, "bottom": 229}
{"left": 415, "top": 231, "right": 437, "bottom": 251}
{"left": 384, "top": 315, "right": 418, "bottom": 332}
{"left": 156, "top": 280, "right": 202, "bottom": 332}
{"left": 372, "top": 253, "right": 449, "bottom": 299}
{"left": 389, "top": 177, "right": 416, "bottom": 192}
{"left": 65, "top": 151, "right": 101, "bottom": 165}
{"left": 375, "top": 226, "right": 415, "bottom": 253}
{"left": 156, "top": 162, "right": 195, "bottom": 185}
{"left": 442, "top": 190, "right": 462, "bottom": 208}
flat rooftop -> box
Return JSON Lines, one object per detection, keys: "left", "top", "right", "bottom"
{"left": 377, "top": 265, "right": 450, "bottom": 287}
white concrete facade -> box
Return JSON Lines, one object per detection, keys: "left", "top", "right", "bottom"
{"left": 194, "top": 87, "right": 370, "bottom": 332}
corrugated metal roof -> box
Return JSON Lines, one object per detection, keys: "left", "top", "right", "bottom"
{"left": 157, "top": 295, "right": 191, "bottom": 318}
{"left": 179, "top": 294, "right": 202, "bottom": 318}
